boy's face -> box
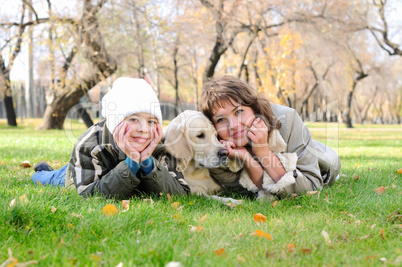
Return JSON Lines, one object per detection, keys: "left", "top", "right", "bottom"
{"left": 123, "top": 113, "right": 158, "bottom": 152}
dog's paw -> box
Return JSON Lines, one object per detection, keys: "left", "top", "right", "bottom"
{"left": 264, "top": 172, "right": 296, "bottom": 194}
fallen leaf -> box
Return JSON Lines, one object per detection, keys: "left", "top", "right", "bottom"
{"left": 198, "top": 214, "right": 207, "bottom": 222}
{"left": 253, "top": 213, "right": 267, "bottom": 223}
{"left": 321, "top": 230, "right": 331, "bottom": 244}
{"left": 251, "top": 230, "right": 273, "bottom": 240}
{"left": 36, "top": 180, "right": 43, "bottom": 186}
{"left": 102, "top": 204, "right": 118, "bottom": 216}
{"left": 375, "top": 186, "right": 386, "bottom": 195}
{"left": 380, "top": 257, "right": 387, "bottom": 262}
{"left": 271, "top": 200, "right": 278, "bottom": 208}
{"left": 353, "top": 175, "right": 359, "bottom": 180}
{"left": 116, "top": 263, "right": 123, "bottom": 267}
{"left": 360, "top": 234, "right": 371, "bottom": 240}
{"left": 365, "top": 255, "right": 376, "bottom": 260}
{"left": 324, "top": 193, "right": 331, "bottom": 204}
{"left": 190, "top": 225, "right": 204, "bottom": 232}
{"left": 233, "top": 233, "right": 243, "bottom": 240}
{"left": 19, "top": 194, "right": 28, "bottom": 203}
{"left": 58, "top": 237, "right": 64, "bottom": 249}
{"left": 70, "top": 212, "right": 84, "bottom": 219}
{"left": 353, "top": 163, "right": 361, "bottom": 167}
{"left": 51, "top": 206, "right": 57, "bottom": 213}
{"left": 122, "top": 200, "right": 129, "bottom": 212}
{"left": 236, "top": 255, "right": 246, "bottom": 262}
{"left": 214, "top": 248, "right": 226, "bottom": 256}
{"left": 380, "top": 228, "right": 385, "bottom": 239}
{"left": 171, "top": 202, "right": 181, "bottom": 210}
{"left": 287, "top": 243, "right": 296, "bottom": 253}
{"left": 391, "top": 184, "right": 397, "bottom": 189}
{"left": 9, "top": 199, "right": 16, "bottom": 207}
{"left": 67, "top": 223, "right": 74, "bottom": 229}
{"left": 397, "top": 169, "right": 402, "bottom": 174}
{"left": 19, "top": 160, "right": 31, "bottom": 168}
{"left": 265, "top": 251, "right": 275, "bottom": 258}
{"left": 302, "top": 248, "right": 312, "bottom": 254}
{"left": 166, "top": 193, "right": 172, "bottom": 202}
{"left": 306, "top": 191, "right": 318, "bottom": 196}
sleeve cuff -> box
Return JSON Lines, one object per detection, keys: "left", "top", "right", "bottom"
{"left": 140, "top": 156, "right": 154, "bottom": 177}
{"left": 125, "top": 157, "right": 140, "bottom": 175}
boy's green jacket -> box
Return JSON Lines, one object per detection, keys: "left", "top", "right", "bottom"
{"left": 65, "top": 120, "right": 190, "bottom": 199}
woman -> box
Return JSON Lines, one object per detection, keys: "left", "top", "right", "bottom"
{"left": 199, "top": 75, "right": 340, "bottom": 199}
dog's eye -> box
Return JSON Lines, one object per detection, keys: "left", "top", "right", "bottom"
{"left": 196, "top": 132, "right": 205, "bottom": 139}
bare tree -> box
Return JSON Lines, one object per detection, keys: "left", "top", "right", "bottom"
{"left": 38, "top": 0, "right": 117, "bottom": 129}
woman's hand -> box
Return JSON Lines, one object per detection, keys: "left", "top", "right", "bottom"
{"left": 139, "top": 123, "right": 163, "bottom": 161}
{"left": 247, "top": 117, "right": 270, "bottom": 157}
{"left": 113, "top": 122, "right": 141, "bottom": 163}
{"left": 220, "top": 140, "right": 249, "bottom": 161}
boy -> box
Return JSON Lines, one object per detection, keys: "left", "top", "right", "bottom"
{"left": 32, "top": 77, "right": 189, "bottom": 198}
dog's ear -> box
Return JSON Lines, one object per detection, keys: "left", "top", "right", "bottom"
{"left": 163, "top": 116, "right": 193, "bottom": 165}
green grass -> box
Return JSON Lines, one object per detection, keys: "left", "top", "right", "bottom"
{"left": 0, "top": 119, "right": 401, "bottom": 266}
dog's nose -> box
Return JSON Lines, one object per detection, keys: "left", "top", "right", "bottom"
{"left": 218, "top": 149, "right": 229, "bottom": 157}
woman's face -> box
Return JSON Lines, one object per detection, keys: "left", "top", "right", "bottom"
{"left": 211, "top": 99, "right": 256, "bottom": 147}
{"left": 123, "top": 113, "right": 158, "bottom": 152}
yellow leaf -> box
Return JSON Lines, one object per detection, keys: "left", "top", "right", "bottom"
{"left": 190, "top": 225, "right": 204, "bottom": 232}
{"left": 253, "top": 213, "right": 267, "bottom": 223}
{"left": 102, "top": 204, "right": 118, "bottom": 216}
{"left": 397, "top": 169, "right": 402, "bottom": 174}
{"left": 214, "top": 248, "right": 226, "bottom": 256}
{"left": 321, "top": 230, "right": 331, "bottom": 244}
{"left": 306, "top": 191, "right": 318, "bottom": 196}
{"left": 67, "top": 223, "right": 74, "bottom": 229}
{"left": 58, "top": 237, "right": 64, "bottom": 249}
{"left": 122, "top": 200, "right": 129, "bottom": 212}
{"left": 251, "top": 230, "right": 273, "bottom": 240}
{"left": 375, "top": 186, "right": 386, "bottom": 195}
{"left": 199, "top": 214, "right": 207, "bottom": 222}
{"left": 287, "top": 243, "right": 296, "bottom": 253}
{"left": 171, "top": 202, "right": 181, "bottom": 210}
{"left": 271, "top": 200, "right": 278, "bottom": 208}
{"left": 19, "top": 160, "right": 31, "bottom": 168}
{"left": 19, "top": 194, "right": 28, "bottom": 203}
{"left": 353, "top": 163, "right": 361, "bottom": 167}
{"left": 51, "top": 206, "right": 57, "bottom": 213}
{"left": 166, "top": 193, "right": 172, "bottom": 202}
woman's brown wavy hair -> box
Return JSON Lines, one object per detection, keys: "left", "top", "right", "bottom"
{"left": 200, "top": 75, "right": 281, "bottom": 133}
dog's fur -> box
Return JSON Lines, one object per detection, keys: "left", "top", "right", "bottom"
{"left": 163, "top": 110, "right": 242, "bottom": 195}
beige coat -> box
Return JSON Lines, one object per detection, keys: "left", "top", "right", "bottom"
{"left": 208, "top": 104, "right": 341, "bottom": 199}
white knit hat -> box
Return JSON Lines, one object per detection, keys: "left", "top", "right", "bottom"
{"left": 101, "top": 77, "right": 162, "bottom": 133}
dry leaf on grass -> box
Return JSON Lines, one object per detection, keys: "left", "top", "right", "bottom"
{"left": 198, "top": 214, "right": 207, "bottom": 222}
{"left": 321, "top": 230, "right": 331, "bottom": 244}
{"left": 190, "top": 225, "right": 204, "bottom": 232}
{"left": 250, "top": 230, "right": 273, "bottom": 240}
{"left": 70, "top": 212, "right": 84, "bottom": 219}
{"left": 19, "top": 160, "right": 31, "bottom": 168}
{"left": 360, "top": 234, "right": 371, "bottom": 240}
{"left": 0, "top": 248, "right": 37, "bottom": 267}
{"left": 51, "top": 206, "right": 57, "bottom": 213}
{"left": 102, "top": 204, "right": 118, "bottom": 216}
{"left": 166, "top": 193, "right": 172, "bottom": 202}
{"left": 225, "top": 203, "right": 240, "bottom": 209}
{"left": 287, "top": 243, "right": 296, "bottom": 253}
{"left": 271, "top": 200, "right": 278, "bottom": 208}
{"left": 380, "top": 228, "right": 385, "bottom": 239}
{"left": 9, "top": 199, "right": 16, "bottom": 207}
{"left": 302, "top": 248, "right": 312, "bottom": 254}
{"left": 375, "top": 186, "right": 386, "bottom": 195}
{"left": 122, "top": 200, "right": 129, "bottom": 212}
{"left": 253, "top": 213, "right": 267, "bottom": 223}
{"left": 397, "top": 169, "right": 402, "bottom": 174}
{"left": 214, "top": 248, "right": 226, "bottom": 256}
{"left": 306, "top": 191, "right": 318, "bottom": 196}
{"left": 19, "top": 194, "right": 28, "bottom": 203}
{"left": 237, "top": 255, "right": 246, "bottom": 262}
{"left": 171, "top": 202, "right": 181, "bottom": 210}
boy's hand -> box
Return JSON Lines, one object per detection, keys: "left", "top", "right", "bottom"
{"left": 140, "top": 123, "right": 162, "bottom": 161}
{"left": 113, "top": 122, "right": 141, "bottom": 163}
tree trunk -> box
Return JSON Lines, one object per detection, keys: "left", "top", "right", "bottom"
{"left": 3, "top": 93, "right": 17, "bottom": 126}
{"left": 38, "top": 0, "right": 117, "bottom": 130}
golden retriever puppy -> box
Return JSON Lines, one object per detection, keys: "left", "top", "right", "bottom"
{"left": 163, "top": 110, "right": 242, "bottom": 195}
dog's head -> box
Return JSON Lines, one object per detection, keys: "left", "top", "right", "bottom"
{"left": 163, "top": 110, "right": 230, "bottom": 170}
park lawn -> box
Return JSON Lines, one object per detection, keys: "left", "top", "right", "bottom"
{"left": 0, "top": 119, "right": 401, "bottom": 266}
